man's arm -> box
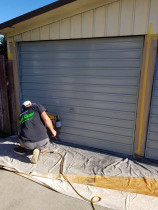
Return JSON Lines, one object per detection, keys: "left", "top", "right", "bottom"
{"left": 41, "top": 111, "right": 57, "bottom": 137}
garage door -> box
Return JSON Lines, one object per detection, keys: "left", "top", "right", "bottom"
{"left": 145, "top": 54, "right": 158, "bottom": 160}
{"left": 18, "top": 37, "right": 144, "bottom": 155}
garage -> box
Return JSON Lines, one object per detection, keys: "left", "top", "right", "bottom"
{"left": 145, "top": 53, "right": 158, "bottom": 160}
{"left": 18, "top": 36, "right": 144, "bottom": 155}
{"left": 0, "top": 0, "right": 157, "bottom": 158}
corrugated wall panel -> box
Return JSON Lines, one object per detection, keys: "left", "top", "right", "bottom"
{"left": 106, "top": 1, "right": 120, "bottom": 36}
{"left": 22, "top": 31, "right": 31, "bottom": 41}
{"left": 31, "top": 28, "right": 40, "bottom": 40}
{"left": 9, "top": 0, "right": 158, "bottom": 41}
{"left": 148, "top": 0, "right": 158, "bottom": 34}
{"left": 82, "top": 10, "right": 93, "bottom": 38}
{"left": 133, "top": 0, "right": 150, "bottom": 34}
{"left": 60, "top": 18, "right": 71, "bottom": 39}
{"left": 19, "top": 37, "right": 144, "bottom": 50}
{"left": 50, "top": 22, "right": 60, "bottom": 40}
{"left": 71, "top": 14, "right": 82, "bottom": 39}
{"left": 22, "top": 82, "right": 138, "bottom": 95}
{"left": 19, "top": 37, "right": 144, "bottom": 155}
{"left": 14, "top": 34, "right": 22, "bottom": 42}
{"left": 94, "top": 6, "right": 106, "bottom": 37}
{"left": 40, "top": 25, "right": 50, "bottom": 40}
{"left": 145, "top": 55, "right": 158, "bottom": 160}
{"left": 120, "top": 0, "right": 134, "bottom": 35}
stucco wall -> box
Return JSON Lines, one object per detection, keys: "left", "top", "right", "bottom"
{"left": 7, "top": 0, "right": 158, "bottom": 42}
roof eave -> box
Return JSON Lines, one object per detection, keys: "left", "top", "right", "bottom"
{"left": 0, "top": 0, "right": 77, "bottom": 32}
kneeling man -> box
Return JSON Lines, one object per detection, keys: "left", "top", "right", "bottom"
{"left": 14, "top": 101, "right": 56, "bottom": 164}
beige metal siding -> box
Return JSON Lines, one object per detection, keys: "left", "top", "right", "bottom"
{"left": 82, "top": 10, "right": 93, "bottom": 38}
{"left": 50, "top": 22, "right": 60, "bottom": 40}
{"left": 14, "top": 34, "right": 22, "bottom": 42}
{"left": 120, "top": 0, "right": 134, "bottom": 35}
{"left": 94, "top": 6, "right": 106, "bottom": 37}
{"left": 149, "top": 0, "right": 158, "bottom": 34}
{"left": 40, "top": 25, "right": 50, "bottom": 40}
{"left": 60, "top": 18, "right": 71, "bottom": 39}
{"left": 31, "top": 28, "right": 40, "bottom": 40}
{"left": 71, "top": 14, "right": 82, "bottom": 38}
{"left": 133, "top": 0, "right": 150, "bottom": 34}
{"left": 106, "top": 1, "right": 120, "bottom": 36}
{"left": 8, "top": 0, "right": 158, "bottom": 41}
{"left": 22, "top": 31, "right": 31, "bottom": 41}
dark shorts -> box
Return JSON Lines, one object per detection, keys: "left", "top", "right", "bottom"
{"left": 19, "top": 138, "right": 50, "bottom": 150}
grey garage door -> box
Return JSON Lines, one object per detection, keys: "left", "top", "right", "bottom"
{"left": 145, "top": 54, "right": 158, "bottom": 160}
{"left": 18, "top": 37, "right": 144, "bottom": 155}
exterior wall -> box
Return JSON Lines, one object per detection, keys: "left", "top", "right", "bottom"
{"left": 7, "top": 0, "right": 158, "bottom": 41}
{"left": 134, "top": 35, "right": 158, "bottom": 156}
{"left": 5, "top": 0, "right": 158, "bottom": 156}
{"left": 145, "top": 54, "right": 158, "bottom": 160}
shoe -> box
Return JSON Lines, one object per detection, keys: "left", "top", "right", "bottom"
{"left": 30, "top": 149, "right": 40, "bottom": 164}
{"left": 14, "top": 146, "right": 26, "bottom": 155}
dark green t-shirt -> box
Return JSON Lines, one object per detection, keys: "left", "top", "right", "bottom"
{"left": 18, "top": 103, "right": 48, "bottom": 142}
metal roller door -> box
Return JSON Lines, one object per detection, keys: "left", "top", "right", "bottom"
{"left": 145, "top": 54, "right": 158, "bottom": 160}
{"left": 18, "top": 37, "right": 144, "bottom": 155}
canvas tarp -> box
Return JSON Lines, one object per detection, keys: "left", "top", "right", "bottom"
{"left": 0, "top": 136, "right": 158, "bottom": 210}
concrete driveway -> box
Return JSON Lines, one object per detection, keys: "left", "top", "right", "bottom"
{"left": 0, "top": 169, "right": 109, "bottom": 210}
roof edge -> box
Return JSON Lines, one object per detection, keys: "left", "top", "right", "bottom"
{"left": 0, "top": 0, "right": 77, "bottom": 30}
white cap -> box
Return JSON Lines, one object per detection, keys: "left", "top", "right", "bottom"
{"left": 22, "top": 100, "right": 32, "bottom": 107}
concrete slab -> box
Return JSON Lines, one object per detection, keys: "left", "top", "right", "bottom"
{"left": 0, "top": 169, "right": 109, "bottom": 210}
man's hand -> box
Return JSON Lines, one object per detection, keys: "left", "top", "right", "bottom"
{"left": 52, "top": 130, "right": 57, "bottom": 137}
{"left": 41, "top": 111, "right": 57, "bottom": 137}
